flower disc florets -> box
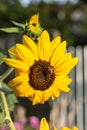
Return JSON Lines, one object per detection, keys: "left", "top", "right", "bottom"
{"left": 29, "top": 60, "right": 55, "bottom": 90}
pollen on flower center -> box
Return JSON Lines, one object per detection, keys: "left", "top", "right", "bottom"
{"left": 29, "top": 60, "right": 55, "bottom": 91}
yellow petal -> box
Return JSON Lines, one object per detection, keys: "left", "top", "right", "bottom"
{"left": 53, "top": 76, "right": 72, "bottom": 92}
{"left": 49, "top": 86, "right": 60, "bottom": 99}
{"left": 8, "top": 75, "right": 29, "bottom": 87}
{"left": 3, "top": 58, "right": 29, "bottom": 71}
{"left": 37, "top": 30, "right": 50, "bottom": 61}
{"left": 72, "top": 126, "right": 78, "bottom": 130}
{"left": 61, "top": 127, "right": 71, "bottom": 130}
{"left": 49, "top": 36, "right": 61, "bottom": 58}
{"left": 9, "top": 80, "right": 29, "bottom": 93}
{"left": 55, "top": 83, "right": 70, "bottom": 92}
{"left": 54, "top": 126, "right": 57, "bottom": 130}
{"left": 61, "top": 126, "right": 78, "bottom": 130}
{"left": 29, "top": 90, "right": 49, "bottom": 105}
{"left": 23, "top": 35, "right": 38, "bottom": 60}
{"left": 31, "top": 91, "right": 44, "bottom": 105}
{"left": 40, "top": 118, "right": 49, "bottom": 130}
{"left": 23, "top": 86, "right": 34, "bottom": 97}
{"left": 54, "top": 75, "right": 72, "bottom": 84}
{"left": 13, "top": 82, "right": 34, "bottom": 97}
{"left": 50, "top": 41, "right": 66, "bottom": 67}
{"left": 55, "top": 58, "right": 78, "bottom": 76}
{"left": 65, "top": 52, "right": 72, "bottom": 60}
{"left": 8, "top": 47, "right": 16, "bottom": 56}
{"left": 54, "top": 53, "right": 72, "bottom": 69}
{"left": 42, "top": 90, "right": 50, "bottom": 103}
{"left": 9, "top": 73, "right": 35, "bottom": 97}
{"left": 29, "top": 13, "right": 39, "bottom": 25}
{"left": 16, "top": 44, "right": 35, "bottom": 66}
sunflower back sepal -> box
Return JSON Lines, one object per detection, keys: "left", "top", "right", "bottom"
{"left": 11, "top": 21, "right": 25, "bottom": 29}
{"left": 0, "top": 27, "right": 24, "bottom": 34}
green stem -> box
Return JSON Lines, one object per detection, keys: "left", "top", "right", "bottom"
{"left": 0, "top": 68, "right": 14, "bottom": 82}
{"left": 0, "top": 82, "right": 16, "bottom": 130}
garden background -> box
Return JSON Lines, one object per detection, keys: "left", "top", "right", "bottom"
{"left": 0, "top": 0, "right": 87, "bottom": 130}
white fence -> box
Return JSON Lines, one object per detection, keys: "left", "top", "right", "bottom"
{"left": 50, "top": 46, "right": 87, "bottom": 130}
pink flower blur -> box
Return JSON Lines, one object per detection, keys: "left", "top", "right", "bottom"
{"left": 14, "top": 122, "right": 23, "bottom": 130}
{"left": 29, "top": 116, "right": 40, "bottom": 129}
{"left": 0, "top": 126, "right": 9, "bottom": 130}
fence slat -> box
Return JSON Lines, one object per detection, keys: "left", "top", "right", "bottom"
{"left": 84, "top": 46, "right": 87, "bottom": 130}
{"left": 68, "top": 46, "right": 76, "bottom": 127}
{"left": 76, "top": 46, "right": 83, "bottom": 130}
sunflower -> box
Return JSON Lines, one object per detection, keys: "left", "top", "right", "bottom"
{"left": 3, "top": 30, "right": 78, "bottom": 105}
{"left": 25, "top": 13, "right": 43, "bottom": 41}
{"left": 40, "top": 117, "right": 78, "bottom": 130}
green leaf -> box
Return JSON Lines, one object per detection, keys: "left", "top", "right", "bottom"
{"left": 1, "top": 82, "right": 13, "bottom": 94}
{"left": 6, "top": 94, "right": 18, "bottom": 112}
{"left": 0, "top": 86, "right": 17, "bottom": 126}
{"left": 11, "top": 21, "right": 25, "bottom": 29}
{"left": 0, "top": 113, "right": 5, "bottom": 126}
{"left": 0, "top": 49, "right": 7, "bottom": 65}
{"left": 0, "top": 27, "right": 24, "bottom": 33}
{"left": 0, "top": 82, "right": 18, "bottom": 112}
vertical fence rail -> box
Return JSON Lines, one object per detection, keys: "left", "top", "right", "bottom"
{"left": 75, "top": 46, "right": 84, "bottom": 130}
{"left": 84, "top": 46, "right": 87, "bottom": 130}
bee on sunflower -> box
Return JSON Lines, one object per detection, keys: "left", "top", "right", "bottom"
{"left": 3, "top": 30, "right": 78, "bottom": 105}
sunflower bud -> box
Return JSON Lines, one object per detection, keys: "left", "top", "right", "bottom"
{"left": 25, "top": 13, "right": 43, "bottom": 42}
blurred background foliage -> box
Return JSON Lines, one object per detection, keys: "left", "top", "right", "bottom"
{"left": 0, "top": 0, "right": 87, "bottom": 46}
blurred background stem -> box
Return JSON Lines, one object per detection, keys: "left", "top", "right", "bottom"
{"left": 0, "top": 68, "right": 14, "bottom": 82}
{"left": 0, "top": 69, "right": 15, "bottom": 130}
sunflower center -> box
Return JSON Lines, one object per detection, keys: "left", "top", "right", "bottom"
{"left": 29, "top": 60, "right": 55, "bottom": 90}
